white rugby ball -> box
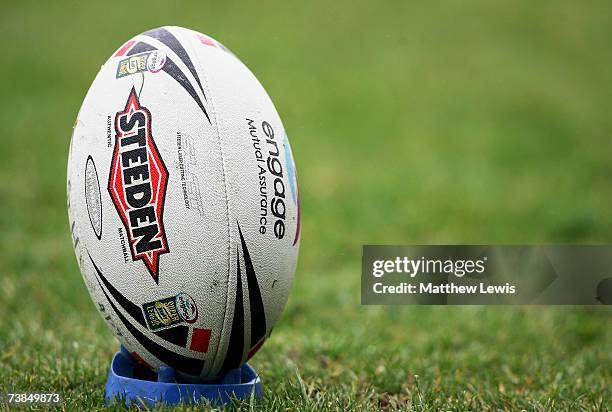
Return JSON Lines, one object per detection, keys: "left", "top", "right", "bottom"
{"left": 67, "top": 26, "right": 300, "bottom": 380}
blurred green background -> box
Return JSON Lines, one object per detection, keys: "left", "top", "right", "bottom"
{"left": 0, "top": 1, "right": 610, "bottom": 410}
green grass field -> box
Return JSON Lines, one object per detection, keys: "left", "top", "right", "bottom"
{"left": 1, "top": 1, "right": 611, "bottom": 410}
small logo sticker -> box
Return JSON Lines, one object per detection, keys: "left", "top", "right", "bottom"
{"left": 142, "top": 296, "right": 181, "bottom": 330}
{"left": 141, "top": 293, "right": 199, "bottom": 330}
{"left": 175, "top": 293, "right": 198, "bottom": 323}
{"left": 116, "top": 50, "right": 166, "bottom": 78}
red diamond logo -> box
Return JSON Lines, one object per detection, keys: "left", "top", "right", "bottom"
{"left": 108, "top": 87, "right": 169, "bottom": 283}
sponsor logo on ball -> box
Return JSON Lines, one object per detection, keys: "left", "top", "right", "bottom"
{"left": 140, "top": 293, "right": 198, "bottom": 330}
{"left": 116, "top": 50, "right": 166, "bottom": 78}
{"left": 175, "top": 293, "right": 198, "bottom": 323}
{"left": 246, "top": 119, "right": 289, "bottom": 240}
{"left": 142, "top": 296, "right": 181, "bottom": 330}
{"left": 108, "top": 88, "right": 169, "bottom": 283}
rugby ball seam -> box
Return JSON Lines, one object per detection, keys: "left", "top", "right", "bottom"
{"left": 138, "top": 27, "right": 234, "bottom": 374}
{"left": 187, "top": 39, "right": 234, "bottom": 374}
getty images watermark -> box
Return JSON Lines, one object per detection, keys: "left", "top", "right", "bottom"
{"left": 371, "top": 255, "right": 517, "bottom": 295}
{"left": 361, "top": 246, "right": 612, "bottom": 305}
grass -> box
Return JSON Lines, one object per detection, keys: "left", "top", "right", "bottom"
{"left": 0, "top": 0, "right": 611, "bottom": 410}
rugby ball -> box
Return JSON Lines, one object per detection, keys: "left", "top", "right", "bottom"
{"left": 67, "top": 26, "right": 300, "bottom": 380}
